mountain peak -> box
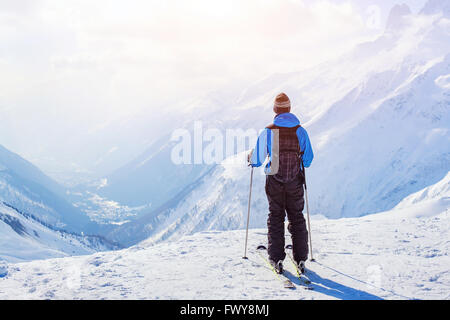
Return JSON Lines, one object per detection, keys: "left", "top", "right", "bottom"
{"left": 386, "top": 3, "right": 412, "bottom": 32}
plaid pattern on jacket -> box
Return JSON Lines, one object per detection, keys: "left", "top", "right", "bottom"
{"left": 266, "top": 124, "right": 302, "bottom": 183}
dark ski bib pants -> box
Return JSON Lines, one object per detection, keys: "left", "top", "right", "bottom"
{"left": 265, "top": 124, "right": 309, "bottom": 263}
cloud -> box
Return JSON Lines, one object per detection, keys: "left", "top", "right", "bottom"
{"left": 0, "top": 0, "right": 38, "bottom": 14}
{"left": 0, "top": 0, "right": 378, "bottom": 119}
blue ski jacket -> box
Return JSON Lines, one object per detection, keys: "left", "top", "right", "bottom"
{"left": 250, "top": 113, "right": 314, "bottom": 173}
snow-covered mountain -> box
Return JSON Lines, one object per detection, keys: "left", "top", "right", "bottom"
{"left": 0, "top": 144, "right": 95, "bottom": 233}
{"left": 388, "top": 171, "right": 449, "bottom": 218}
{"left": 104, "top": 2, "right": 450, "bottom": 245}
{"left": 0, "top": 189, "right": 447, "bottom": 299}
{"left": 0, "top": 202, "right": 120, "bottom": 263}
{"left": 98, "top": 134, "right": 213, "bottom": 209}
{"left": 95, "top": 93, "right": 230, "bottom": 210}
{"left": 0, "top": 145, "right": 121, "bottom": 262}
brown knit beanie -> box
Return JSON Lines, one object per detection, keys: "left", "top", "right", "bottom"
{"left": 273, "top": 93, "right": 291, "bottom": 114}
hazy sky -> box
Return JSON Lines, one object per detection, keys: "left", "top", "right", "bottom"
{"left": 0, "top": 0, "right": 428, "bottom": 179}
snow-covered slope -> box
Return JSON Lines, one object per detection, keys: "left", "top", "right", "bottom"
{"left": 0, "top": 145, "right": 121, "bottom": 262}
{"left": 98, "top": 133, "right": 213, "bottom": 209}
{"left": 395, "top": 171, "right": 450, "bottom": 208}
{"left": 0, "top": 144, "right": 94, "bottom": 233}
{"left": 109, "top": 153, "right": 262, "bottom": 246}
{"left": 0, "top": 199, "right": 447, "bottom": 300}
{"left": 373, "top": 171, "right": 450, "bottom": 220}
{"left": 0, "top": 202, "right": 120, "bottom": 263}
{"left": 0, "top": 144, "right": 63, "bottom": 196}
{"left": 94, "top": 93, "right": 227, "bottom": 211}
{"left": 112, "top": 144, "right": 449, "bottom": 247}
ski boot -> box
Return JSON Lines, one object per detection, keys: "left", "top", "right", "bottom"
{"left": 297, "top": 260, "right": 306, "bottom": 274}
{"left": 269, "top": 259, "right": 284, "bottom": 274}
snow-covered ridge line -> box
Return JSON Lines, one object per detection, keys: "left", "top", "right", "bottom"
{"left": 0, "top": 144, "right": 94, "bottom": 233}
{"left": 1, "top": 201, "right": 122, "bottom": 249}
{"left": 0, "top": 202, "right": 121, "bottom": 263}
{"left": 395, "top": 172, "right": 450, "bottom": 209}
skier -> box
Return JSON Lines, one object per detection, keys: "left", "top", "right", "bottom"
{"left": 248, "top": 93, "right": 314, "bottom": 274}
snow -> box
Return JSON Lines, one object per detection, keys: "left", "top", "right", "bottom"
{"left": 0, "top": 1, "right": 449, "bottom": 300}
{"left": 0, "top": 203, "right": 448, "bottom": 300}
{"left": 2, "top": 159, "right": 446, "bottom": 299}
{"left": 0, "top": 260, "right": 7, "bottom": 278}
{"left": 355, "top": 171, "right": 450, "bottom": 221}
{"left": 380, "top": 171, "right": 450, "bottom": 219}
{"left": 395, "top": 172, "right": 450, "bottom": 208}
{"left": 0, "top": 145, "right": 93, "bottom": 233}
{"left": 0, "top": 202, "right": 118, "bottom": 263}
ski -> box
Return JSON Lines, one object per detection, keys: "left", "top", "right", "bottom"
{"left": 256, "top": 245, "right": 295, "bottom": 289}
{"left": 285, "top": 245, "right": 314, "bottom": 290}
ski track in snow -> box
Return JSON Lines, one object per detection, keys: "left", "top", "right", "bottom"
{"left": 0, "top": 209, "right": 448, "bottom": 300}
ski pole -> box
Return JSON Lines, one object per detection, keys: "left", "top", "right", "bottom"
{"left": 242, "top": 166, "right": 254, "bottom": 259}
{"left": 302, "top": 161, "right": 315, "bottom": 262}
